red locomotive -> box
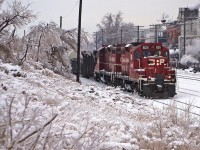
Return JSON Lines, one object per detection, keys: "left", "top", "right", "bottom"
{"left": 94, "top": 42, "right": 176, "bottom": 98}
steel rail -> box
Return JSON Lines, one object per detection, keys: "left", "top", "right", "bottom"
{"left": 177, "top": 75, "right": 200, "bottom": 81}
{"left": 177, "top": 90, "right": 200, "bottom": 97}
{"left": 150, "top": 99, "right": 200, "bottom": 117}
{"left": 179, "top": 87, "right": 200, "bottom": 93}
{"left": 173, "top": 99, "right": 200, "bottom": 109}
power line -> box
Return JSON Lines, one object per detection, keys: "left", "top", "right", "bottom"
{"left": 63, "top": 0, "right": 79, "bottom": 18}
{"left": 150, "top": 24, "right": 162, "bottom": 42}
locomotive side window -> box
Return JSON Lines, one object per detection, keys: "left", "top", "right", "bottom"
{"left": 135, "top": 51, "right": 140, "bottom": 59}
{"left": 164, "top": 51, "right": 168, "bottom": 57}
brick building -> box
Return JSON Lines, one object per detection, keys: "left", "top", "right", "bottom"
{"left": 166, "top": 23, "right": 181, "bottom": 49}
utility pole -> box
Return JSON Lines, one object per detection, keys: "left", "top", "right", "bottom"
{"left": 76, "top": 0, "right": 82, "bottom": 83}
{"left": 135, "top": 25, "right": 144, "bottom": 42}
{"left": 101, "top": 29, "right": 104, "bottom": 45}
{"left": 155, "top": 25, "right": 158, "bottom": 43}
{"left": 121, "top": 28, "right": 123, "bottom": 44}
{"left": 60, "top": 16, "right": 62, "bottom": 28}
{"left": 183, "top": 10, "right": 186, "bottom": 55}
{"left": 150, "top": 24, "right": 160, "bottom": 43}
{"left": 96, "top": 32, "right": 97, "bottom": 51}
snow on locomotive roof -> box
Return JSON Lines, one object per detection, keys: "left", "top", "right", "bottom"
{"left": 125, "top": 44, "right": 132, "bottom": 47}
{"left": 169, "top": 49, "right": 179, "bottom": 54}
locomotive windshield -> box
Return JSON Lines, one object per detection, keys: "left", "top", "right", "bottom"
{"left": 142, "top": 49, "right": 162, "bottom": 57}
{"left": 156, "top": 50, "right": 162, "bottom": 56}
{"left": 152, "top": 50, "right": 162, "bottom": 56}
{"left": 143, "top": 49, "right": 151, "bottom": 57}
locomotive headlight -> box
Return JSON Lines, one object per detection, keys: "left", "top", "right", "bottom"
{"left": 168, "top": 75, "right": 171, "bottom": 79}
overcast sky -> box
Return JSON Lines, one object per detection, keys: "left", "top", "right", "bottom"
{"left": 23, "top": 0, "right": 200, "bottom": 34}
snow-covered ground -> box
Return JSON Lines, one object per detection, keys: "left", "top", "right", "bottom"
{"left": 176, "top": 70, "right": 200, "bottom": 106}
{"left": 1, "top": 60, "right": 200, "bottom": 150}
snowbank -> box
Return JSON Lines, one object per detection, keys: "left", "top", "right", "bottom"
{"left": 0, "top": 60, "right": 200, "bottom": 149}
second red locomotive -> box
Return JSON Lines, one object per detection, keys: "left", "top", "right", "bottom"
{"left": 94, "top": 42, "right": 176, "bottom": 98}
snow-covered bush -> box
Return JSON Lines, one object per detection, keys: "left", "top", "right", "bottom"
{"left": 1, "top": 60, "right": 200, "bottom": 150}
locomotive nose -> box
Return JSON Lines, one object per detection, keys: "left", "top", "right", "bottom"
{"left": 146, "top": 58, "right": 167, "bottom": 74}
{"left": 147, "top": 58, "right": 166, "bottom": 66}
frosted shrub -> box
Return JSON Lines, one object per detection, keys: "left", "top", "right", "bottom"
{"left": 131, "top": 101, "right": 200, "bottom": 150}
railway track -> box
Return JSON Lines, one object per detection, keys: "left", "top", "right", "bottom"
{"left": 179, "top": 87, "right": 200, "bottom": 93}
{"left": 177, "top": 74, "right": 200, "bottom": 81}
{"left": 177, "top": 87, "right": 200, "bottom": 97}
{"left": 176, "top": 74, "right": 200, "bottom": 97}
{"left": 146, "top": 73, "right": 200, "bottom": 116}
{"left": 177, "top": 90, "right": 200, "bottom": 97}
{"left": 118, "top": 82, "right": 200, "bottom": 117}
{"left": 149, "top": 98, "right": 200, "bottom": 117}
{"left": 85, "top": 76, "right": 200, "bottom": 117}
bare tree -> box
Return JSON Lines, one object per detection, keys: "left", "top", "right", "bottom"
{"left": 24, "top": 22, "right": 91, "bottom": 77}
{"left": 60, "top": 28, "right": 91, "bottom": 52}
{"left": 0, "top": 0, "right": 36, "bottom": 34}
{"left": 95, "top": 11, "right": 135, "bottom": 47}
{"left": 24, "top": 22, "right": 61, "bottom": 62}
{"left": 0, "top": 0, "right": 36, "bottom": 64}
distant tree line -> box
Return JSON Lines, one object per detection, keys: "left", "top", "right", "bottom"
{"left": 94, "top": 11, "right": 135, "bottom": 49}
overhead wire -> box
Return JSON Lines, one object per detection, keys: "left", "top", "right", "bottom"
{"left": 150, "top": 99, "right": 200, "bottom": 117}
{"left": 62, "top": 0, "right": 79, "bottom": 19}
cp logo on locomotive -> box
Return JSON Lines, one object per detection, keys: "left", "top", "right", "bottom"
{"left": 148, "top": 59, "right": 165, "bottom": 66}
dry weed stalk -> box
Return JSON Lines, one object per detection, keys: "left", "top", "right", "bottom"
{"left": 131, "top": 100, "right": 200, "bottom": 150}
{"left": 0, "top": 95, "right": 57, "bottom": 149}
